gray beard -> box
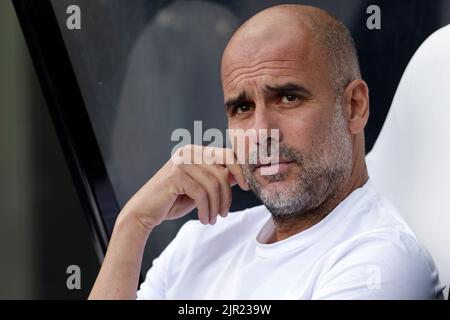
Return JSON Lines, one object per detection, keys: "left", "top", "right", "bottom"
{"left": 240, "top": 106, "right": 353, "bottom": 219}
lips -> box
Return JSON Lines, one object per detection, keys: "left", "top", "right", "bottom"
{"left": 255, "top": 159, "right": 294, "bottom": 169}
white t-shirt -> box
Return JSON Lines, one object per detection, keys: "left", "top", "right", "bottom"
{"left": 137, "top": 179, "right": 444, "bottom": 299}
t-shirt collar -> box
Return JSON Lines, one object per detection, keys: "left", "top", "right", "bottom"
{"left": 255, "top": 178, "right": 375, "bottom": 258}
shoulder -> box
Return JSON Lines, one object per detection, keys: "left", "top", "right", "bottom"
{"left": 312, "top": 182, "right": 444, "bottom": 299}
{"left": 313, "top": 225, "right": 443, "bottom": 299}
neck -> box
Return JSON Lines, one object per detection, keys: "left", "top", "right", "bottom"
{"left": 268, "top": 161, "right": 369, "bottom": 243}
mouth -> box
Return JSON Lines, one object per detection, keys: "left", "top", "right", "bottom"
{"left": 253, "top": 159, "right": 295, "bottom": 175}
{"left": 255, "top": 159, "right": 294, "bottom": 169}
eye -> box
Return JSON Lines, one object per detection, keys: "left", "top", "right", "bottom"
{"left": 235, "top": 104, "right": 252, "bottom": 114}
{"left": 280, "top": 94, "right": 299, "bottom": 103}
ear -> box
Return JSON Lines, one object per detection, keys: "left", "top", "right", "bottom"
{"left": 343, "top": 79, "right": 370, "bottom": 135}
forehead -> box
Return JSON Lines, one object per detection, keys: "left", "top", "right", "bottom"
{"left": 221, "top": 29, "right": 328, "bottom": 96}
{"left": 222, "top": 22, "right": 313, "bottom": 70}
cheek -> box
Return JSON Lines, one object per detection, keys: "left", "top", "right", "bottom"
{"left": 280, "top": 109, "right": 328, "bottom": 149}
{"left": 227, "top": 119, "right": 240, "bottom": 130}
{"left": 227, "top": 121, "right": 242, "bottom": 151}
{"left": 227, "top": 114, "right": 255, "bottom": 133}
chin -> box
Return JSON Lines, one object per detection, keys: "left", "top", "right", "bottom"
{"left": 260, "top": 179, "right": 295, "bottom": 201}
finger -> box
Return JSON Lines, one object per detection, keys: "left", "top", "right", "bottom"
{"left": 180, "top": 164, "right": 221, "bottom": 224}
{"left": 203, "top": 165, "right": 232, "bottom": 218}
{"left": 203, "top": 147, "right": 250, "bottom": 191}
{"left": 178, "top": 172, "right": 210, "bottom": 224}
{"left": 197, "top": 146, "right": 249, "bottom": 192}
{"left": 223, "top": 148, "right": 250, "bottom": 191}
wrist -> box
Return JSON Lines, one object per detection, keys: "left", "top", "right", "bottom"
{"left": 114, "top": 209, "right": 154, "bottom": 240}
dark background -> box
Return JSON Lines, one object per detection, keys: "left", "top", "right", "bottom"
{"left": 1, "top": 0, "right": 450, "bottom": 298}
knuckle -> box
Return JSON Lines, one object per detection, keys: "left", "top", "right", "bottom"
{"left": 220, "top": 167, "right": 230, "bottom": 179}
{"left": 210, "top": 178, "right": 221, "bottom": 194}
{"left": 194, "top": 187, "right": 208, "bottom": 200}
{"left": 166, "top": 166, "right": 178, "bottom": 180}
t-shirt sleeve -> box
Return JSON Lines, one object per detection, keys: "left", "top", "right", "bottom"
{"left": 311, "top": 233, "right": 444, "bottom": 300}
{"left": 136, "top": 220, "right": 197, "bottom": 300}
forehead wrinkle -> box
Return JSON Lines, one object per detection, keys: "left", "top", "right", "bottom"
{"left": 222, "top": 58, "right": 297, "bottom": 79}
{"left": 227, "top": 72, "right": 299, "bottom": 92}
{"left": 225, "top": 66, "right": 298, "bottom": 88}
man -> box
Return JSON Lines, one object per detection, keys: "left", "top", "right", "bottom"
{"left": 89, "top": 4, "right": 443, "bottom": 299}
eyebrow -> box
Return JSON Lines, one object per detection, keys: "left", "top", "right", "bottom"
{"left": 264, "top": 82, "right": 312, "bottom": 97}
{"left": 224, "top": 91, "right": 248, "bottom": 112}
{"left": 224, "top": 82, "right": 312, "bottom": 112}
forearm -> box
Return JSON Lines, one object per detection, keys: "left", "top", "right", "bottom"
{"left": 88, "top": 211, "right": 151, "bottom": 300}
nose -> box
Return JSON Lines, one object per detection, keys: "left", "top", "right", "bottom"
{"left": 252, "top": 105, "right": 283, "bottom": 147}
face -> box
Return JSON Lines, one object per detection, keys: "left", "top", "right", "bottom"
{"left": 221, "top": 21, "right": 353, "bottom": 218}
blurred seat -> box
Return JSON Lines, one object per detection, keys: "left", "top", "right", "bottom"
{"left": 366, "top": 24, "right": 450, "bottom": 299}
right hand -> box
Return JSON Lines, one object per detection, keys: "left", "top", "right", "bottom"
{"left": 120, "top": 145, "right": 250, "bottom": 232}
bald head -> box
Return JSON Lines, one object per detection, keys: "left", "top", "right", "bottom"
{"left": 222, "top": 4, "right": 361, "bottom": 98}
